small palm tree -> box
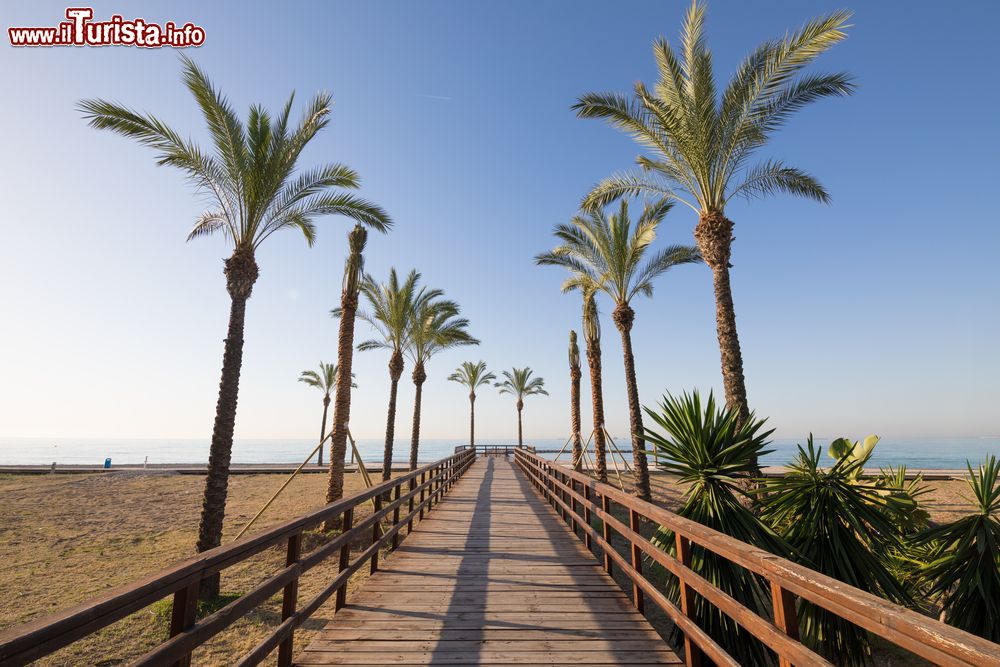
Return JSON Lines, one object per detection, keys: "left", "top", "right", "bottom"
{"left": 917, "top": 456, "right": 1000, "bottom": 642}
{"left": 574, "top": 1, "right": 854, "bottom": 443}
{"left": 568, "top": 332, "right": 583, "bottom": 471}
{"left": 298, "top": 362, "right": 354, "bottom": 466}
{"left": 448, "top": 361, "right": 497, "bottom": 447}
{"left": 79, "top": 57, "right": 391, "bottom": 589}
{"left": 407, "top": 297, "right": 479, "bottom": 469}
{"left": 353, "top": 269, "right": 439, "bottom": 480}
{"left": 326, "top": 225, "right": 369, "bottom": 511}
{"left": 537, "top": 199, "right": 700, "bottom": 500}
{"left": 583, "top": 290, "right": 608, "bottom": 481}
{"left": 495, "top": 368, "right": 549, "bottom": 447}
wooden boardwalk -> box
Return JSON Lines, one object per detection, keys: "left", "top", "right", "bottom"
{"left": 297, "top": 456, "right": 680, "bottom": 665}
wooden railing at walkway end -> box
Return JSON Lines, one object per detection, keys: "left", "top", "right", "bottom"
{"left": 515, "top": 447, "right": 1000, "bottom": 667}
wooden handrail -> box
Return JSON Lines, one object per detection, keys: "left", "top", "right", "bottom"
{"left": 0, "top": 449, "right": 476, "bottom": 667}
{"left": 514, "top": 447, "right": 1000, "bottom": 667}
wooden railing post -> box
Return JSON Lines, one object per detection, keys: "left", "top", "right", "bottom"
{"left": 371, "top": 495, "right": 382, "bottom": 574}
{"left": 602, "top": 494, "right": 613, "bottom": 576}
{"left": 335, "top": 507, "right": 354, "bottom": 611}
{"left": 569, "top": 477, "right": 578, "bottom": 536}
{"left": 277, "top": 532, "right": 302, "bottom": 667}
{"left": 391, "top": 484, "right": 401, "bottom": 551}
{"left": 167, "top": 581, "right": 199, "bottom": 667}
{"left": 419, "top": 471, "right": 427, "bottom": 520}
{"left": 676, "top": 534, "right": 702, "bottom": 667}
{"left": 771, "top": 581, "right": 800, "bottom": 667}
{"left": 583, "top": 485, "right": 593, "bottom": 551}
{"left": 408, "top": 477, "right": 416, "bottom": 534}
{"left": 629, "top": 509, "right": 644, "bottom": 614}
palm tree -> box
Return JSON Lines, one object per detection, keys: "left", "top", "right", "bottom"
{"left": 495, "top": 368, "right": 548, "bottom": 447}
{"left": 573, "top": 1, "right": 854, "bottom": 443}
{"left": 568, "top": 332, "right": 583, "bottom": 471}
{"left": 448, "top": 361, "right": 497, "bottom": 448}
{"left": 407, "top": 297, "right": 479, "bottom": 469}
{"left": 298, "top": 362, "right": 354, "bottom": 466}
{"left": 353, "top": 269, "right": 439, "bottom": 481}
{"left": 583, "top": 290, "right": 608, "bottom": 482}
{"left": 537, "top": 199, "right": 700, "bottom": 500}
{"left": 326, "top": 225, "right": 369, "bottom": 512}
{"left": 79, "top": 57, "right": 391, "bottom": 592}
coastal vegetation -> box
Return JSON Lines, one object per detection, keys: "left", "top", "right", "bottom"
{"left": 78, "top": 57, "right": 391, "bottom": 594}
{"left": 448, "top": 361, "right": 497, "bottom": 447}
{"left": 495, "top": 367, "right": 549, "bottom": 447}
{"left": 297, "top": 362, "right": 353, "bottom": 466}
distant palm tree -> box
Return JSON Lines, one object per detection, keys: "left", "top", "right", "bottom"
{"left": 298, "top": 362, "right": 354, "bottom": 466}
{"left": 448, "top": 361, "right": 497, "bottom": 448}
{"left": 574, "top": 1, "right": 853, "bottom": 446}
{"left": 583, "top": 291, "right": 608, "bottom": 482}
{"left": 326, "top": 225, "right": 370, "bottom": 512}
{"left": 353, "top": 269, "right": 439, "bottom": 480}
{"left": 407, "top": 297, "right": 479, "bottom": 469}
{"left": 537, "top": 199, "right": 700, "bottom": 500}
{"left": 567, "top": 331, "right": 583, "bottom": 471}
{"left": 495, "top": 368, "right": 549, "bottom": 447}
{"left": 78, "top": 57, "right": 391, "bottom": 592}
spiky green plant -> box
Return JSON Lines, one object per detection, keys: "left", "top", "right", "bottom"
{"left": 448, "top": 361, "right": 497, "bottom": 447}
{"left": 78, "top": 57, "right": 391, "bottom": 590}
{"left": 495, "top": 368, "right": 549, "bottom": 447}
{"left": 406, "top": 296, "right": 479, "bottom": 469}
{"left": 759, "top": 439, "right": 912, "bottom": 665}
{"left": 574, "top": 1, "right": 854, "bottom": 439}
{"left": 536, "top": 199, "right": 700, "bottom": 500}
{"left": 917, "top": 456, "right": 1000, "bottom": 641}
{"left": 643, "top": 390, "right": 785, "bottom": 665}
{"left": 298, "top": 362, "right": 354, "bottom": 466}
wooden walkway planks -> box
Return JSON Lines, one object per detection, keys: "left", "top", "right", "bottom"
{"left": 297, "top": 456, "right": 680, "bottom": 666}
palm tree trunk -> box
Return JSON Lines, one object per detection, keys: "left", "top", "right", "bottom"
{"left": 570, "top": 366, "right": 583, "bottom": 471}
{"left": 382, "top": 351, "right": 404, "bottom": 482}
{"left": 469, "top": 393, "right": 476, "bottom": 447}
{"left": 613, "top": 304, "right": 651, "bottom": 501}
{"left": 516, "top": 402, "right": 524, "bottom": 447}
{"left": 324, "top": 292, "right": 359, "bottom": 519}
{"left": 197, "top": 246, "right": 258, "bottom": 599}
{"left": 585, "top": 340, "right": 608, "bottom": 482}
{"left": 695, "top": 212, "right": 752, "bottom": 460}
{"left": 409, "top": 362, "right": 426, "bottom": 471}
{"left": 318, "top": 396, "right": 330, "bottom": 466}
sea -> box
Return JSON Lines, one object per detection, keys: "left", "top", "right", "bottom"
{"left": 0, "top": 436, "right": 997, "bottom": 470}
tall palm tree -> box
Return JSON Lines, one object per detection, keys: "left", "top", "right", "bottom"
{"left": 79, "top": 57, "right": 391, "bottom": 591}
{"left": 573, "top": 1, "right": 854, "bottom": 444}
{"left": 495, "top": 368, "right": 549, "bottom": 447}
{"left": 568, "top": 331, "right": 583, "bottom": 471}
{"left": 537, "top": 199, "right": 700, "bottom": 500}
{"left": 407, "top": 297, "right": 479, "bottom": 469}
{"left": 326, "top": 225, "right": 370, "bottom": 513}
{"left": 353, "top": 269, "right": 439, "bottom": 481}
{"left": 583, "top": 290, "right": 608, "bottom": 482}
{"left": 298, "top": 362, "right": 354, "bottom": 466}
{"left": 448, "top": 361, "right": 497, "bottom": 448}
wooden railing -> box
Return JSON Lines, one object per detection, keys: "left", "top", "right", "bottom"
{"left": 0, "top": 448, "right": 476, "bottom": 667}
{"left": 515, "top": 447, "right": 1000, "bottom": 667}
{"left": 454, "top": 444, "right": 516, "bottom": 457}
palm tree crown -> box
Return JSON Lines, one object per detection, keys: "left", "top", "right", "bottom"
{"left": 448, "top": 361, "right": 497, "bottom": 395}
{"left": 79, "top": 56, "right": 391, "bottom": 253}
{"left": 535, "top": 198, "right": 700, "bottom": 306}
{"left": 574, "top": 2, "right": 854, "bottom": 215}
{"left": 353, "top": 269, "right": 439, "bottom": 357}
{"left": 407, "top": 299, "right": 480, "bottom": 368}
{"left": 496, "top": 368, "right": 549, "bottom": 403}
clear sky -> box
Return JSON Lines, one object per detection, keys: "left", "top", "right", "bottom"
{"left": 1, "top": 1, "right": 997, "bottom": 446}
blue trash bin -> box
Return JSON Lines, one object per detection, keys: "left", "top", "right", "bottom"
{"left": 104, "top": 457, "right": 111, "bottom": 469}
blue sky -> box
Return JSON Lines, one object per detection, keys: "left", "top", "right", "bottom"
{"left": 0, "top": 1, "right": 997, "bottom": 446}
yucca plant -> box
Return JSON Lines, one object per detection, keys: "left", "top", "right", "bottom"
{"left": 759, "top": 439, "right": 912, "bottom": 665}
{"left": 574, "top": 1, "right": 854, "bottom": 440}
{"left": 873, "top": 465, "right": 933, "bottom": 602}
{"left": 79, "top": 57, "right": 391, "bottom": 590}
{"left": 917, "top": 456, "right": 1000, "bottom": 641}
{"left": 644, "top": 391, "right": 786, "bottom": 665}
